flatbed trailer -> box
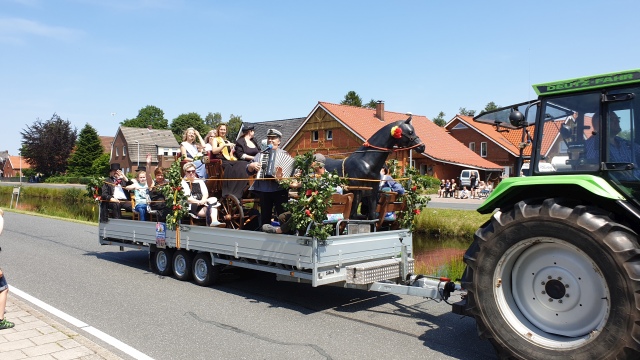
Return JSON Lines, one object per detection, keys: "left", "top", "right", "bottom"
{"left": 98, "top": 217, "right": 459, "bottom": 300}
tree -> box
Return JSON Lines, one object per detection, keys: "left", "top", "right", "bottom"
{"left": 341, "top": 91, "right": 363, "bottom": 107}
{"left": 484, "top": 102, "right": 499, "bottom": 113}
{"left": 67, "top": 124, "right": 104, "bottom": 176}
{"left": 120, "top": 105, "right": 169, "bottom": 129}
{"left": 432, "top": 111, "right": 447, "bottom": 127}
{"left": 205, "top": 112, "right": 222, "bottom": 130}
{"left": 20, "top": 113, "right": 77, "bottom": 176}
{"left": 459, "top": 107, "right": 476, "bottom": 116}
{"left": 365, "top": 99, "right": 377, "bottom": 109}
{"left": 227, "top": 114, "right": 243, "bottom": 141}
{"left": 91, "top": 153, "right": 111, "bottom": 176}
{"left": 170, "top": 112, "right": 207, "bottom": 143}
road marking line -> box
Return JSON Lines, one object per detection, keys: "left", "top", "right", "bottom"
{"left": 11, "top": 287, "right": 154, "bottom": 360}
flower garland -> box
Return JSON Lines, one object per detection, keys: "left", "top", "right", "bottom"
{"left": 162, "top": 160, "right": 189, "bottom": 230}
{"left": 281, "top": 152, "right": 346, "bottom": 241}
{"left": 86, "top": 176, "right": 105, "bottom": 202}
{"left": 386, "top": 159, "right": 430, "bottom": 232}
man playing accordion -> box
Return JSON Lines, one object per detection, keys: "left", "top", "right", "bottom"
{"left": 247, "top": 128, "right": 292, "bottom": 229}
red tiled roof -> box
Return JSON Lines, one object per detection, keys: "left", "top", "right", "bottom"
{"left": 100, "top": 136, "right": 114, "bottom": 154}
{"left": 318, "top": 102, "right": 503, "bottom": 170}
{"left": 451, "top": 115, "right": 523, "bottom": 155}
{"left": 7, "top": 155, "right": 31, "bottom": 169}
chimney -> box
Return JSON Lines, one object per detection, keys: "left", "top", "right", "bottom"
{"left": 376, "top": 101, "right": 384, "bottom": 121}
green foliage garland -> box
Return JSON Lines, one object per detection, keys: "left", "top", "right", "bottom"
{"left": 387, "top": 160, "right": 430, "bottom": 232}
{"left": 163, "top": 160, "right": 189, "bottom": 230}
{"left": 86, "top": 176, "right": 105, "bottom": 201}
{"left": 281, "top": 152, "right": 346, "bottom": 241}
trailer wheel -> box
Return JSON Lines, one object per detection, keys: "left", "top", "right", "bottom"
{"left": 192, "top": 253, "right": 221, "bottom": 286}
{"left": 466, "top": 198, "right": 640, "bottom": 359}
{"left": 172, "top": 250, "right": 193, "bottom": 281}
{"left": 152, "top": 248, "right": 173, "bottom": 276}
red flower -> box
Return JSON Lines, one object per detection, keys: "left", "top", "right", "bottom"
{"left": 411, "top": 186, "right": 417, "bottom": 191}
{"left": 390, "top": 126, "right": 402, "bottom": 139}
{"left": 176, "top": 186, "right": 182, "bottom": 191}
{"left": 305, "top": 209, "right": 312, "bottom": 217}
{"left": 305, "top": 189, "right": 313, "bottom": 196}
{"left": 413, "top": 209, "right": 420, "bottom": 215}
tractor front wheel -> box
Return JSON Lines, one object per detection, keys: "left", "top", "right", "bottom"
{"left": 464, "top": 198, "right": 640, "bottom": 359}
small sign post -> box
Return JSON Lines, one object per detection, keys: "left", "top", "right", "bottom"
{"left": 10, "top": 186, "right": 20, "bottom": 209}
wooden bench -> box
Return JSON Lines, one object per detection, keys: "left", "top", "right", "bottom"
{"left": 375, "top": 192, "right": 406, "bottom": 230}
{"left": 322, "top": 193, "right": 354, "bottom": 236}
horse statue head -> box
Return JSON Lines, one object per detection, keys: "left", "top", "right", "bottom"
{"left": 324, "top": 115, "right": 424, "bottom": 220}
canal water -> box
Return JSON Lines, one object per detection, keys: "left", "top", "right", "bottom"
{"left": 1, "top": 193, "right": 470, "bottom": 278}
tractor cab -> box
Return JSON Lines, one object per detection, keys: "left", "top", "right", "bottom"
{"left": 474, "top": 69, "right": 640, "bottom": 203}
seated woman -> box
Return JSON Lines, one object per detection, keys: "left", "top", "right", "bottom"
{"left": 211, "top": 123, "right": 248, "bottom": 199}
{"left": 380, "top": 165, "right": 405, "bottom": 195}
{"left": 181, "top": 162, "right": 222, "bottom": 227}
{"left": 234, "top": 124, "right": 260, "bottom": 162}
{"left": 180, "top": 127, "right": 207, "bottom": 179}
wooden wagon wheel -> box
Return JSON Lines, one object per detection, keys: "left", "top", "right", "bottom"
{"left": 220, "top": 195, "right": 244, "bottom": 229}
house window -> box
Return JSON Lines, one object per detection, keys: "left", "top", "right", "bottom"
{"left": 312, "top": 131, "right": 319, "bottom": 141}
{"left": 123, "top": 146, "right": 126, "bottom": 157}
{"left": 163, "top": 151, "right": 168, "bottom": 156}
{"left": 326, "top": 130, "right": 333, "bottom": 140}
{"left": 115, "top": 147, "right": 119, "bottom": 156}
{"left": 469, "top": 142, "right": 476, "bottom": 152}
{"left": 452, "top": 123, "right": 468, "bottom": 130}
{"left": 480, "top": 142, "right": 488, "bottom": 157}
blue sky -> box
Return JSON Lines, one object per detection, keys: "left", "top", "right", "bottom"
{"left": 1, "top": 0, "right": 639, "bottom": 155}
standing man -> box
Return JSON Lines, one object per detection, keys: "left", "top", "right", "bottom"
{"left": 0, "top": 208, "right": 14, "bottom": 330}
{"left": 247, "top": 129, "right": 291, "bottom": 229}
{"left": 100, "top": 163, "right": 133, "bottom": 222}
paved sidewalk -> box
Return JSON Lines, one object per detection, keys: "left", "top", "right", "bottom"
{"left": 0, "top": 295, "right": 123, "bottom": 360}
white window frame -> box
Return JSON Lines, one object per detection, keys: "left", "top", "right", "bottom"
{"left": 480, "top": 142, "right": 488, "bottom": 157}
{"left": 469, "top": 142, "right": 476, "bottom": 152}
{"left": 326, "top": 130, "right": 333, "bottom": 140}
{"left": 115, "top": 147, "right": 119, "bottom": 156}
{"left": 312, "top": 131, "right": 319, "bottom": 142}
{"left": 123, "top": 146, "right": 126, "bottom": 157}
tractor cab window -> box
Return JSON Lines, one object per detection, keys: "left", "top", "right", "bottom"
{"left": 603, "top": 86, "right": 640, "bottom": 190}
{"left": 534, "top": 92, "right": 601, "bottom": 173}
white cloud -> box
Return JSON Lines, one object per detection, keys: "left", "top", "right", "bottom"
{"left": 0, "top": 17, "right": 83, "bottom": 43}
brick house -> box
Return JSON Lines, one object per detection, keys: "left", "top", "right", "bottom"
{"left": 2, "top": 155, "right": 31, "bottom": 177}
{"left": 282, "top": 102, "right": 503, "bottom": 182}
{"left": 110, "top": 126, "right": 180, "bottom": 173}
{"left": 446, "top": 115, "right": 576, "bottom": 177}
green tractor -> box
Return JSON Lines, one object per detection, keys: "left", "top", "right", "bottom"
{"left": 457, "top": 69, "right": 640, "bottom": 359}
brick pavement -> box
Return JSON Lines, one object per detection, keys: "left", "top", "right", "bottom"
{"left": 0, "top": 295, "right": 123, "bottom": 360}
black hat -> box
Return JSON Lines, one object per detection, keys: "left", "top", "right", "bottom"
{"left": 136, "top": 166, "right": 146, "bottom": 172}
{"left": 242, "top": 123, "right": 255, "bottom": 132}
{"left": 110, "top": 163, "right": 121, "bottom": 171}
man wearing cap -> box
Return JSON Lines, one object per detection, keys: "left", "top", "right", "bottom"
{"left": 247, "top": 128, "right": 291, "bottom": 228}
{"left": 100, "top": 163, "right": 133, "bottom": 221}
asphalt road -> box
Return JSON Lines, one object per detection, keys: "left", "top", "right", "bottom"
{"left": 0, "top": 212, "right": 496, "bottom": 360}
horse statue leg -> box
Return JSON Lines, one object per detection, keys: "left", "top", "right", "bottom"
{"left": 366, "top": 191, "right": 378, "bottom": 220}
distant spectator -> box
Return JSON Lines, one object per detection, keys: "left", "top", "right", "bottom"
{"left": 459, "top": 186, "right": 469, "bottom": 199}
{"left": 438, "top": 179, "right": 445, "bottom": 198}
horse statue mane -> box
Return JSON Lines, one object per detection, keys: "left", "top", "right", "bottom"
{"left": 323, "top": 115, "right": 425, "bottom": 219}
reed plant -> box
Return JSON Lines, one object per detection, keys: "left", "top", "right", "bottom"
{"left": 413, "top": 208, "right": 492, "bottom": 239}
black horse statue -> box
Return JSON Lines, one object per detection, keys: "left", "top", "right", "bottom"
{"left": 324, "top": 116, "right": 425, "bottom": 219}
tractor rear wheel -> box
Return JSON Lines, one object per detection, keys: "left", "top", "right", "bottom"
{"left": 464, "top": 198, "right": 640, "bottom": 359}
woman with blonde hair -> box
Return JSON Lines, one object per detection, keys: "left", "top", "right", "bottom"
{"left": 210, "top": 123, "right": 237, "bottom": 161}
{"left": 180, "top": 127, "right": 207, "bottom": 179}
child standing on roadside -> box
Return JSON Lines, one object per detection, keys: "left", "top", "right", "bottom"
{"left": 0, "top": 208, "right": 15, "bottom": 330}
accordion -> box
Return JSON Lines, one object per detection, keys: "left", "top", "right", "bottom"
{"left": 256, "top": 150, "right": 295, "bottom": 179}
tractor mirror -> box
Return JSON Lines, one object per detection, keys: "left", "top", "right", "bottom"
{"left": 509, "top": 110, "right": 525, "bottom": 127}
{"left": 560, "top": 125, "right": 572, "bottom": 139}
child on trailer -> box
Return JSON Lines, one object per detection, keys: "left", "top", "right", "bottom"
{"left": 126, "top": 170, "right": 150, "bottom": 221}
